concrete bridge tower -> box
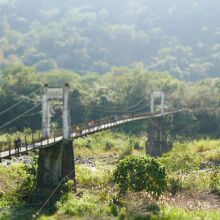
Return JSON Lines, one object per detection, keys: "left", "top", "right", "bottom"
{"left": 37, "top": 84, "right": 75, "bottom": 190}
{"left": 147, "top": 91, "right": 172, "bottom": 157}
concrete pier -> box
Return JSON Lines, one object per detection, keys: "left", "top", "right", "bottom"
{"left": 147, "top": 117, "right": 172, "bottom": 157}
{"left": 37, "top": 140, "right": 75, "bottom": 187}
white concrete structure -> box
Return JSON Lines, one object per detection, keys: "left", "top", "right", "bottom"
{"left": 150, "top": 91, "right": 165, "bottom": 115}
{"left": 42, "top": 84, "right": 70, "bottom": 139}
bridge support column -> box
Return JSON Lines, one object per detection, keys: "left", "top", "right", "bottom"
{"left": 37, "top": 140, "right": 75, "bottom": 190}
{"left": 146, "top": 117, "right": 172, "bottom": 157}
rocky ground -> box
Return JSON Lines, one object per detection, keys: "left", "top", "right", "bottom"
{"left": 0, "top": 153, "right": 118, "bottom": 168}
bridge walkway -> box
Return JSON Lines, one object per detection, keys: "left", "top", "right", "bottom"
{"left": 0, "top": 110, "right": 181, "bottom": 160}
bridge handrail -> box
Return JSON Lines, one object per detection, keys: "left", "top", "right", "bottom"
{"left": 0, "top": 109, "right": 182, "bottom": 159}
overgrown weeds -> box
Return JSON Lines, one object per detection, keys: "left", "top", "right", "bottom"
{"left": 210, "top": 166, "right": 220, "bottom": 194}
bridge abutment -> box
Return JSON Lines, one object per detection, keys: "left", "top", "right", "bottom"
{"left": 37, "top": 140, "right": 75, "bottom": 189}
{"left": 146, "top": 117, "right": 172, "bottom": 157}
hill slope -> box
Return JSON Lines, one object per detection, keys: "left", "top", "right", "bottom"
{"left": 0, "top": 0, "right": 220, "bottom": 80}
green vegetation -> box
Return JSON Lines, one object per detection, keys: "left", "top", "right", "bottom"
{"left": 16, "top": 156, "right": 38, "bottom": 201}
{"left": 210, "top": 167, "right": 220, "bottom": 194}
{"left": 1, "top": 66, "right": 220, "bottom": 219}
{"left": 158, "top": 208, "right": 220, "bottom": 220}
{"left": 160, "top": 139, "right": 220, "bottom": 173}
{"left": 0, "top": 132, "right": 220, "bottom": 219}
{"left": 74, "top": 131, "right": 145, "bottom": 157}
{"left": 113, "top": 155, "right": 167, "bottom": 195}
{"left": 0, "top": 1, "right": 220, "bottom": 81}
{"left": 0, "top": 163, "right": 33, "bottom": 219}
{"left": 2, "top": 65, "right": 220, "bottom": 140}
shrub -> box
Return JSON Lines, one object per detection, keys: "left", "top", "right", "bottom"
{"left": 210, "top": 167, "right": 220, "bottom": 194}
{"left": 129, "top": 138, "right": 141, "bottom": 150}
{"left": 113, "top": 155, "right": 167, "bottom": 196}
{"left": 63, "top": 180, "right": 76, "bottom": 193}
{"left": 134, "top": 141, "right": 141, "bottom": 150}
{"left": 17, "top": 157, "right": 37, "bottom": 201}
{"left": 105, "top": 141, "right": 114, "bottom": 151}
{"left": 168, "top": 176, "right": 183, "bottom": 196}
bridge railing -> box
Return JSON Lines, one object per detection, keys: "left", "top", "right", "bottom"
{"left": 70, "top": 112, "right": 157, "bottom": 137}
{"left": 0, "top": 109, "right": 179, "bottom": 159}
{"left": 0, "top": 128, "right": 64, "bottom": 157}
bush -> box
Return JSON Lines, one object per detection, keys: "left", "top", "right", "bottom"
{"left": 134, "top": 142, "right": 141, "bottom": 150}
{"left": 210, "top": 167, "right": 220, "bottom": 194}
{"left": 168, "top": 176, "right": 183, "bottom": 196}
{"left": 113, "top": 155, "right": 167, "bottom": 196}
{"left": 129, "top": 139, "right": 141, "bottom": 150}
{"left": 17, "top": 157, "right": 37, "bottom": 201}
{"left": 105, "top": 141, "right": 114, "bottom": 151}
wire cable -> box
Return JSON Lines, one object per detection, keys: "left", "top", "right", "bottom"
{"left": 123, "top": 103, "right": 149, "bottom": 113}
{"left": 82, "top": 90, "right": 147, "bottom": 111}
{"left": 22, "top": 111, "right": 42, "bottom": 118}
{"left": 0, "top": 103, "right": 41, "bottom": 130}
{"left": 91, "top": 97, "right": 147, "bottom": 113}
{"left": 34, "top": 170, "right": 75, "bottom": 218}
{"left": 0, "top": 87, "right": 41, "bottom": 116}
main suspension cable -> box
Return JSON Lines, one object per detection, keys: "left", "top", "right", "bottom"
{"left": 90, "top": 97, "right": 147, "bottom": 113}
{"left": 0, "top": 87, "right": 41, "bottom": 116}
{"left": 123, "top": 103, "right": 149, "bottom": 113}
{"left": 82, "top": 89, "right": 147, "bottom": 110}
{"left": 0, "top": 102, "right": 41, "bottom": 130}
{"left": 22, "top": 111, "right": 42, "bottom": 118}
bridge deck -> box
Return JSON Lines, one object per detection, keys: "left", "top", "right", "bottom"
{"left": 0, "top": 110, "right": 181, "bottom": 160}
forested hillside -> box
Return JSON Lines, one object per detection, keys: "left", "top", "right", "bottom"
{"left": 0, "top": 0, "right": 220, "bottom": 80}
{"left": 1, "top": 65, "right": 220, "bottom": 138}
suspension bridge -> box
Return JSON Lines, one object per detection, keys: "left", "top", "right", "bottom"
{"left": 0, "top": 109, "right": 181, "bottom": 160}
{"left": 0, "top": 84, "right": 182, "bottom": 187}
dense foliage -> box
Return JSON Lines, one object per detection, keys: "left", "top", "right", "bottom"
{"left": 0, "top": 133, "right": 220, "bottom": 219}
{"left": 0, "top": 1, "right": 220, "bottom": 137}
{"left": 1, "top": 65, "right": 220, "bottom": 139}
{"left": 0, "top": 0, "right": 220, "bottom": 80}
{"left": 113, "top": 155, "right": 167, "bottom": 195}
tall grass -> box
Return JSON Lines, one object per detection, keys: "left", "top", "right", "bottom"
{"left": 157, "top": 207, "right": 220, "bottom": 220}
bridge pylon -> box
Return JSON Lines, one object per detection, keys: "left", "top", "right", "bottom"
{"left": 37, "top": 84, "right": 76, "bottom": 193}
{"left": 42, "top": 83, "right": 70, "bottom": 139}
{"left": 150, "top": 90, "right": 165, "bottom": 115}
{"left": 147, "top": 91, "right": 172, "bottom": 157}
